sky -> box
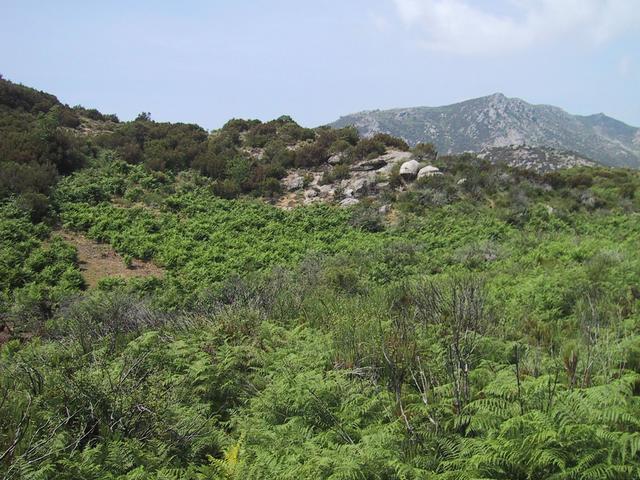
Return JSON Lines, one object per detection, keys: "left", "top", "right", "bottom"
{"left": 1, "top": 0, "right": 639, "bottom": 129}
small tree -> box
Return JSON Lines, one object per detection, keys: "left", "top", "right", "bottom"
{"left": 412, "top": 143, "right": 437, "bottom": 162}
{"left": 135, "top": 111, "right": 151, "bottom": 122}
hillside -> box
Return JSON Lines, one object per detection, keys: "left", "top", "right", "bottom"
{"left": 477, "top": 144, "right": 596, "bottom": 172}
{"left": 2, "top": 78, "right": 640, "bottom": 479}
{"left": 331, "top": 93, "right": 640, "bottom": 168}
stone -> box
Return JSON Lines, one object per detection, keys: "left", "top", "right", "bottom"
{"left": 283, "top": 173, "right": 304, "bottom": 191}
{"left": 377, "top": 151, "right": 413, "bottom": 175}
{"left": 328, "top": 154, "right": 342, "bottom": 165}
{"left": 318, "top": 185, "right": 335, "bottom": 198}
{"left": 351, "top": 158, "right": 387, "bottom": 171}
{"left": 580, "top": 192, "right": 596, "bottom": 208}
{"left": 304, "top": 189, "right": 318, "bottom": 198}
{"left": 399, "top": 160, "right": 420, "bottom": 180}
{"left": 417, "top": 165, "right": 441, "bottom": 179}
{"left": 351, "top": 178, "right": 368, "bottom": 197}
{"left": 339, "top": 197, "right": 360, "bottom": 207}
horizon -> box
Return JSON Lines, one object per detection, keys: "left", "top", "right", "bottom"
{"left": 4, "top": 74, "right": 638, "bottom": 131}
{"left": 1, "top": 0, "right": 639, "bottom": 129}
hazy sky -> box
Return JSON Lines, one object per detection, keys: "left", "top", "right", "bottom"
{"left": 1, "top": 0, "right": 639, "bottom": 129}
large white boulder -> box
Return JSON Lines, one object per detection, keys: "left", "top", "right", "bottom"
{"left": 417, "top": 165, "right": 441, "bottom": 179}
{"left": 399, "top": 160, "right": 420, "bottom": 180}
{"left": 377, "top": 151, "right": 413, "bottom": 175}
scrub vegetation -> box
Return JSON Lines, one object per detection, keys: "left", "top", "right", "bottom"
{"left": 2, "top": 77, "right": 640, "bottom": 479}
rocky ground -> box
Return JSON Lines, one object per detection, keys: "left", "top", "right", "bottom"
{"left": 272, "top": 143, "right": 596, "bottom": 208}
{"left": 477, "top": 145, "right": 596, "bottom": 173}
{"left": 277, "top": 150, "right": 445, "bottom": 209}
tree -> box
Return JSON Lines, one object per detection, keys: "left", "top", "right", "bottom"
{"left": 412, "top": 142, "right": 437, "bottom": 162}
{"left": 135, "top": 111, "right": 151, "bottom": 122}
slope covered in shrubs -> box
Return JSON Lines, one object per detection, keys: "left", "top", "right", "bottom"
{"left": 2, "top": 79, "right": 640, "bottom": 478}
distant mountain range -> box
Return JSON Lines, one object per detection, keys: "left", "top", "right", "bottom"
{"left": 330, "top": 94, "right": 640, "bottom": 168}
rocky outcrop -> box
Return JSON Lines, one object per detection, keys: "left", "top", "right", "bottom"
{"left": 351, "top": 158, "right": 387, "bottom": 171}
{"left": 283, "top": 172, "right": 305, "bottom": 191}
{"left": 277, "top": 149, "right": 447, "bottom": 209}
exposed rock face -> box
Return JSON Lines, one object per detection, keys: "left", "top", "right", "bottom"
{"left": 331, "top": 93, "right": 640, "bottom": 168}
{"left": 376, "top": 151, "right": 412, "bottom": 173}
{"left": 399, "top": 160, "right": 420, "bottom": 180}
{"left": 278, "top": 149, "right": 415, "bottom": 208}
{"left": 477, "top": 145, "right": 596, "bottom": 172}
{"left": 317, "top": 184, "right": 335, "bottom": 198}
{"left": 277, "top": 141, "right": 592, "bottom": 210}
{"left": 417, "top": 165, "right": 441, "bottom": 179}
{"left": 351, "top": 178, "right": 369, "bottom": 197}
{"left": 283, "top": 172, "right": 305, "bottom": 191}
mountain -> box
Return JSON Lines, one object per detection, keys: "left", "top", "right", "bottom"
{"left": 330, "top": 93, "right": 640, "bottom": 168}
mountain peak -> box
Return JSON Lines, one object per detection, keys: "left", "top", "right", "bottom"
{"left": 488, "top": 92, "right": 507, "bottom": 100}
{"left": 330, "top": 95, "right": 640, "bottom": 168}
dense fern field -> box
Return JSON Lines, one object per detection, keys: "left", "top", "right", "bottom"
{"left": 2, "top": 153, "right": 640, "bottom": 478}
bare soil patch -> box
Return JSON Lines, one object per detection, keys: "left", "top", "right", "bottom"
{"left": 275, "top": 192, "right": 301, "bottom": 210}
{"left": 54, "top": 230, "right": 164, "bottom": 288}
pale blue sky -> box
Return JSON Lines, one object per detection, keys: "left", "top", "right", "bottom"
{"left": 1, "top": 0, "right": 638, "bottom": 129}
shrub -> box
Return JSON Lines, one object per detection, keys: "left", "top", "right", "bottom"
{"left": 259, "top": 177, "right": 282, "bottom": 197}
{"left": 295, "top": 142, "right": 328, "bottom": 167}
{"left": 214, "top": 178, "right": 241, "bottom": 199}
{"left": 412, "top": 142, "right": 437, "bottom": 161}
{"left": 353, "top": 138, "right": 386, "bottom": 160}
{"left": 371, "top": 132, "right": 409, "bottom": 151}
{"left": 349, "top": 203, "right": 384, "bottom": 232}
{"left": 16, "top": 192, "right": 50, "bottom": 222}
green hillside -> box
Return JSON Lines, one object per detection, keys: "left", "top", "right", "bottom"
{"left": 2, "top": 78, "right": 640, "bottom": 479}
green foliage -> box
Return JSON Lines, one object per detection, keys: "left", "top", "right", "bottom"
{"left": 0, "top": 78, "right": 94, "bottom": 201}
{"left": 412, "top": 142, "right": 437, "bottom": 162}
{"left": 0, "top": 200, "right": 83, "bottom": 332}
{"left": 2, "top": 78, "right": 640, "bottom": 478}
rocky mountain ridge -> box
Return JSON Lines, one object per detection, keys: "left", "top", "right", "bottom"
{"left": 331, "top": 94, "right": 640, "bottom": 168}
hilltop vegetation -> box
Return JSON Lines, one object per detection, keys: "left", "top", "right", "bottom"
{"left": 2, "top": 78, "right": 640, "bottom": 479}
